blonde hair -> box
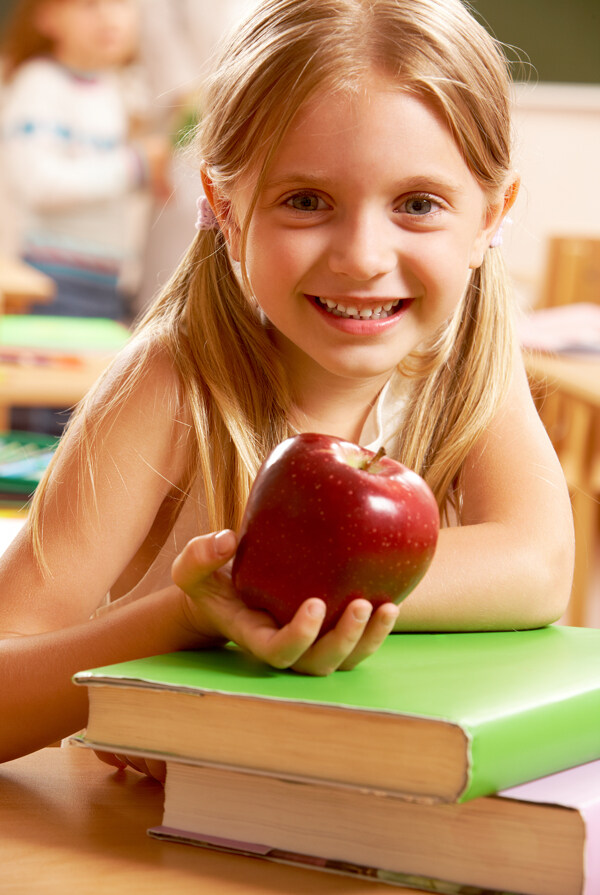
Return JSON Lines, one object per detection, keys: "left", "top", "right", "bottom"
{"left": 31, "top": 0, "right": 516, "bottom": 559}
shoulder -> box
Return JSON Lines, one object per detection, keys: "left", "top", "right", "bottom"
{"left": 7, "top": 58, "right": 66, "bottom": 92}
{"left": 86, "top": 332, "right": 192, "bottom": 441}
{"left": 49, "top": 332, "right": 195, "bottom": 509}
{"left": 2, "top": 59, "right": 74, "bottom": 122}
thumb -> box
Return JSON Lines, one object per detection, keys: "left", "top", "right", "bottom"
{"left": 171, "top": 530, "right": 238, "bottom": 591}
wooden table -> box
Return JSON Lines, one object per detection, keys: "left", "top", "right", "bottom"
{"left": 0, "top": 748, "right": 423, "bottom": 895}
{"left": 0, "top": 256, "right": 55, "bottom": 313}
{"left": 524, "top": 350, "right": 600, "bottom": 626}
{"left": 525, "top": 351, "right": 600, "bottom": 408}
{"left": 0, "top": 356, "right": 111, "bottom": 431}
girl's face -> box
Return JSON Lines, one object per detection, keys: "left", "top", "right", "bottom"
{"left": 36, "top": 0, "right": 139, "bottom": 71}
{"left": 226, "top": 75, "right": 505, "bottom": 394}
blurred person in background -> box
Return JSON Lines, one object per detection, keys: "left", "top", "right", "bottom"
{"left": 0, "top": 0, "right": 171, "bottom": 324}
{"left": 0, "top": 0, "right": 172, "bottom": 434}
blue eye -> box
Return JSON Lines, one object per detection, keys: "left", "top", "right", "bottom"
{"left": 404, "top": 196, "right": 434, "bottom": 215}
{"left": 286, "top": 193, "right": 324, "bottom": 211}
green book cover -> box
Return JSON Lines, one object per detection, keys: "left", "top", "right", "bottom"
{"left": 74, "top": 626, "right": 600, "bottom": 802}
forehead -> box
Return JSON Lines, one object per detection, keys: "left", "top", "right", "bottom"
{"left": 263, "top": 78, "right": 473, "bottom": 192}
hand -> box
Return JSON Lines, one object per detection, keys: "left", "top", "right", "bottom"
{"left": 137, "top": 134, "right": 173, "bottom": 203}
{"left": 171, "top": 531, "right": 400, "bottom": 676}
{"left": 93, "top": 749, "right": 166, "bottom": 783}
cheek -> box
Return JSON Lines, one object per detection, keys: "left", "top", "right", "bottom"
{"left": 410, "top": 241, "right": 472, "bottom": 319}
{"left": 245, "top": 227, "right": 307, "bottom": 289}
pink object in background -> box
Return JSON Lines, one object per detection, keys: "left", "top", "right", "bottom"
{"left": 519, "top": 302, "right": 600, "bottom": 354}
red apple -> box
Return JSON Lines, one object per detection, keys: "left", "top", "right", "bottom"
{"left": 232, "top": 433, "right": 439, "bottom": 634}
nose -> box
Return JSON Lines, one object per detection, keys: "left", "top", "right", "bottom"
{"left": 327, "top": 210, "right": 397, "bottom": 281}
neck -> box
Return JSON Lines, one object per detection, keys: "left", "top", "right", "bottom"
{"left": 52, "top": 49, "right": 107, "bottom": 76}
{"left": 290, "top": 370, "right": 392, "bottom": 444}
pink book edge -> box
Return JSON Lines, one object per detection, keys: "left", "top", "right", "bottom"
{"left": 500, "top": 760, "right": 600, "bottom": 893}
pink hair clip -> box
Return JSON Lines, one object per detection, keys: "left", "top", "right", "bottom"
{"left": 195, "top": 195, "right": 219, "bottom": 231}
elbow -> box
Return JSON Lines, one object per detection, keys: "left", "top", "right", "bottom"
{"left": 517, "top": 526, "right": 575, "bottom": 629}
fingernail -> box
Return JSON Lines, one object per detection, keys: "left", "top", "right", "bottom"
{"left": 353, "top": 603, "right": 372, "bottom": 622}
{"left": 382, "top": 605, "right": 400, "bottom": 626}
{"left": 214, "top": 529, "right": 237, "bottom": 557}
{"left": 307, "top": 600, "right": 326, "bottom": 619}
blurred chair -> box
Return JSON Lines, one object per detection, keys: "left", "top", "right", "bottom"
{"left": 525, "top": 236, "right": 600, "bottom": 625}
{"left": 529, "top": 373, "right": 599, "bottom": 626}
{"left": 539, "top": 236, "right": 600, "bottom": 308}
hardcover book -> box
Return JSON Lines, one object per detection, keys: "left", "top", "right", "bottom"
{"left": 148, "top": 758, "right": 600, "bottom": 895}
{"left": 73, "top": 626, "right": 600, "bottom": 803}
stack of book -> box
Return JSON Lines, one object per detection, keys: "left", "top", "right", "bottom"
{"left": 73, "top": 626, "right": 600, "bottom": 895}
{"left": 0, "top": 430, "right": 57, "bottom": 508}
{"left": 0, "top": 315, "right": 130, "bottom": 367}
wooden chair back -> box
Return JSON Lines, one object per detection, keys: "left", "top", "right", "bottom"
{"left": 540, "top": 236, "right": 600, "bottom": 308}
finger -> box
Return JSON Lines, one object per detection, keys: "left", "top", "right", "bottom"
{"left": 121, "top": 756, "right": 148, "bottom": 774}
{"left": 93, "top": 749, "right": 127, "bottom": 770}
{"left": 292, "top": 599, "right": 375, "bottom": 676}
{"left": 236, "top": 599, "right": 327, "bottom": 669}
{"left": 124, "top": 756, "right": 166, "bottom": 782}
{"left": 144, "top": 758, "right": 167, "bottom": 783}
{"left": 171, "top": 530, "right": 237, "bottom": 591}
{"left": 338, "top": 602, "right": 400, "bottom": 671}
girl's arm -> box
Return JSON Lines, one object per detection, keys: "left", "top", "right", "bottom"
{"left": 394, "top": 354, "right": 574, "bottom": 631}
{"left": 0, "top": 344, "right": 196, "bottom": 760}
{"left": 0, "top": 530, "right": 397, "bottom": 763}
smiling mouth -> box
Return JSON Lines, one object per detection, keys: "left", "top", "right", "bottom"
{"left": 312, "top": 296, "right": 406, "bottom": 320}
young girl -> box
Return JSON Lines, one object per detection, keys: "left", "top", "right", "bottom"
{"left": 0, "top": 0, "right": 574, "bottom": 767}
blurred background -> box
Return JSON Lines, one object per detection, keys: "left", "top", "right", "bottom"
{"left": 1, "top": 0, "right": 597, "bottom": 314}
{"left": 0, "top": 0, "right": 598, "bottom": 626}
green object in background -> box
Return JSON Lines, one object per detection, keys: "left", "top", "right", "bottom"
{"left": 0, "top": 430, "right": 58, "bottom": 496}
{"left": 0, "top": 316, "right": 130, "bottom": 354}
{"left": 472, "top": 0, "right": 600, "bottom": 84}
{"left": 74, "top": 625, "right": 600, "bottom": 803}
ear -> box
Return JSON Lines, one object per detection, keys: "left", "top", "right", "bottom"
{"left": 469, "top": 176, "right": 520, "bottom": 269}
{"left": 200, "top": 168, "right": 241, "bottom": 261}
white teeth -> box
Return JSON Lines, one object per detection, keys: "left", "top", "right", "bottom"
{"left": 316, "top": 297, "right": 401, "bottom": 320}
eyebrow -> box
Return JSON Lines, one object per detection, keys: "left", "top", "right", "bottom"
{"left": 263, "top": 172, "right": 465, "bottom": 196}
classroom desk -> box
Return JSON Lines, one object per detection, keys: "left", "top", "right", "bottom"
{"left": 524, "top": 350, "right": 600, "bottom": 408}
{"left": 0, "top": 256, "right": 55, "bottom": 313}
{"left": 0, "top": 747, "right": 425, "bottom": 895}
{"left": 0, "top": 356, "right": 112, "bottom": 430}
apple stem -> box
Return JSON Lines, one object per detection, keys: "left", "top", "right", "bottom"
{"left": 363, "top": 445, "right": 386, "bottom": 472}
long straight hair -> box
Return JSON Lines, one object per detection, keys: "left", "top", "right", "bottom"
{"left": 30, "top": 0, "right": 516, "bottom": 560}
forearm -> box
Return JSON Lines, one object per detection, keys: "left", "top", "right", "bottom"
{"left": 393, "top": 521, "right": 574, "bottom": 632}
{"left": 0, "top": 585, "right": 219, "bottom": 764}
